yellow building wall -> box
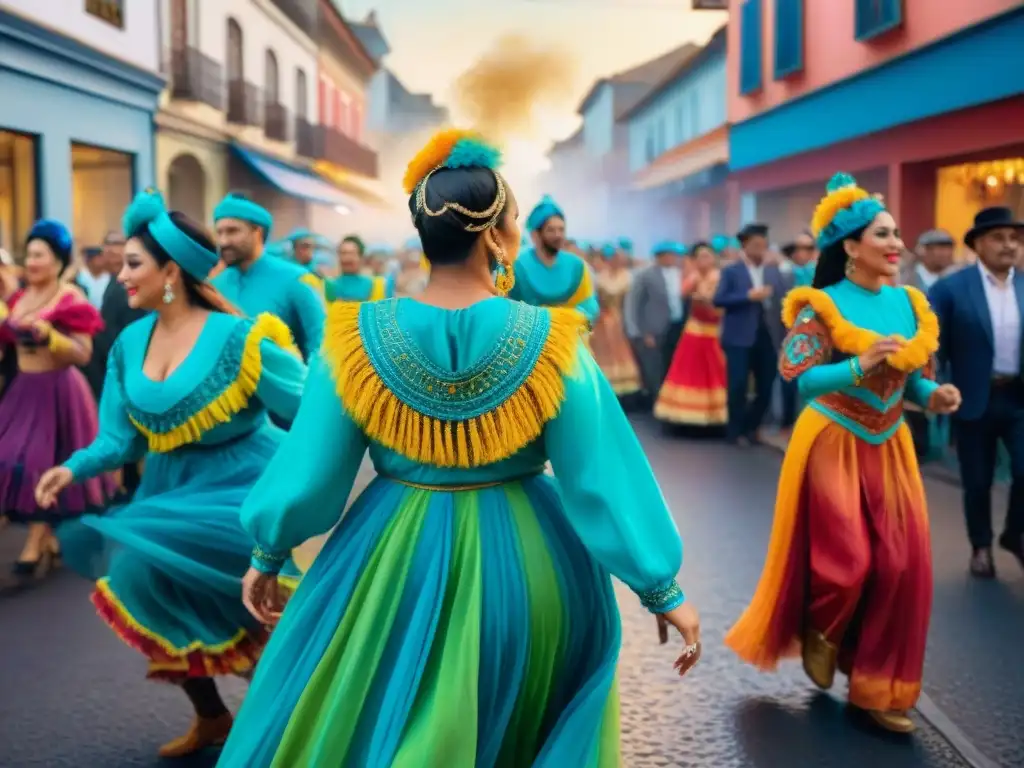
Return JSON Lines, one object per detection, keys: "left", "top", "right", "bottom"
{"left": 155, "top": 129, "right": 229, "bottom": 227}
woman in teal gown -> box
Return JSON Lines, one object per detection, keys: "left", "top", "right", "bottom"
{"left": 218, "top": 130, "right": 701, "bottom": 767}
{"left": 34, "top": 192, "right": 307, "bottom": 759}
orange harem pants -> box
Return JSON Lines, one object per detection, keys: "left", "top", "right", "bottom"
{"left": 725, "top": 408, "right": 932, "bottom": 712}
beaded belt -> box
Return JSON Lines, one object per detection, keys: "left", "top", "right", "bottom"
{"left": 381, "top": 469, "right": 545, "bottom": 492}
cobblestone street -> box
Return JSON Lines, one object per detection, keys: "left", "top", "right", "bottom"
{"left": 0, "top": 419, "right": 1020, "bottom": 767}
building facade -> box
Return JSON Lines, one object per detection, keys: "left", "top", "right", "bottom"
{"left": 727, "top": 0, "right": 1024, "bottom": 249}
{"left": 0, "top": 0, "right": 164, "bottom": 255}
{"left": 543, "top": 43, "right": 699, "bottom": 254}
{"left": 158, "top": 0, "right": 357, "bottom": 236}
{"left": 624, "top": 26, "right": 730, "bottom": 248}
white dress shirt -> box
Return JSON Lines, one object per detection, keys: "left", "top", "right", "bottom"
{"left": 77, "top": 270, "right": 111, "bottom": 309}
{"left": 660, "top": 266, "right": 683, "bottom": 322}
{"left": 978, "top": 262, "right": 1021, "bottom": 376}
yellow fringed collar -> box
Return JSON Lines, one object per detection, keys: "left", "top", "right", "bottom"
{"left": 125, "top": 313, "right": 297, "bottom": 452}
{"left": 322, "top": 299, "right": 587, "bottom": 468}
{"left": 782, "top": 284, "right": 938, "bottom": 372}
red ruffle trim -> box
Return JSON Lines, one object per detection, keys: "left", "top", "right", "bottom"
{"left": 91, "top": 585, "right": 268, "bottom": 682}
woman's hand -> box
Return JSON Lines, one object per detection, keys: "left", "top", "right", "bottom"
{"left": 30, "top": 319, "right": 52, "bottom": 343}
{"left": 35, "top": 466, "right": 73, "bottom": 509}
{"left": 242, "top": 567, "right": 285, "bottom": 627}
{"left": 856, "top": 337, "right": 903, "bottom": 373}
{"left": 928, "top": 383, "right": 962, "bottom": 415}
{"left": 660, "top": 602, "right": 701, "bottom": 677}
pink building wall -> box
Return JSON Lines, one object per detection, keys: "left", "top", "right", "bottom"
{"left": 726, "top": 0, "right": 1020, "bottom": 124}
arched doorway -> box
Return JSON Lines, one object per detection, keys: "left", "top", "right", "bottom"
{"left": 167, "top": 153, "right": 207, "bottom": 224}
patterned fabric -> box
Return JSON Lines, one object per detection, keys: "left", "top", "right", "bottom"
{"left": 779, "top": 307, "right": 831, "bottom": 381}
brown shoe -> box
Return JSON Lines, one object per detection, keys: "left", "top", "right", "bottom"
{"left": 867, "top": 709, "right": 916, "bottom": 734}
{"left": 158, "top": 713, "right": 233, "bottom": 758}
{"left": 802, "top": 629, "right": 838, "bottom": 690}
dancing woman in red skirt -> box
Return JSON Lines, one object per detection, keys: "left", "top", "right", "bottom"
{"left": 654, "top": 242, "right": 727, "bottom": 426}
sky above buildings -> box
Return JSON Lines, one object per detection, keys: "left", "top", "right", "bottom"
{"left": 340, "top": 0, "right": 727, "bottom": 144}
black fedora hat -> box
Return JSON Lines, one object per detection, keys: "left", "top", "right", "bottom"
{"left": 964, "top": 206, "right": 1024, "bottom": 248}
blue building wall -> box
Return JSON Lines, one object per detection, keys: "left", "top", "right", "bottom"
{"left": 0, "top": 9, "right": 163, "bottom": 227}
{"left": 582, "top": 84, "right": 615, "bottom": 158}
{"left": 627, "top": 43, "right": 727, "bottom": 173}
{"left": 729, "top": 6, "right": 1024, "bottom": 171}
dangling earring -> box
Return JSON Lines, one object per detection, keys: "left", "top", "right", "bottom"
{"left": 493, "top": 246, "right": 515, "bottom": 296}
{"left": 845, "top": 256, "right": 856, "bottom": 278}
{"left": 163, "top": 282, "right": 175, "bottom": 304}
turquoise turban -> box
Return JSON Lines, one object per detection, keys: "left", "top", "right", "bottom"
{"left": 213, "top": 193, "right": 273, "bottom": 236}
{"left": 123, "top": 189, "right": 218, "bottom": 281}
{"left": 526, "top": 195, "right": 565, "bottom": 232}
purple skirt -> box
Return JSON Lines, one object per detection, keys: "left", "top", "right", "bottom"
{"left": 0, "top": 367, "right": 116, "bottom": 522}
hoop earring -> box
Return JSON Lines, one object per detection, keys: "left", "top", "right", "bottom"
{"left": 493, "top": 246, "right": 515, "bottom": 296}
{"left": 163, "top": 282, "right": 175, "bottom": 304}
{"left": 845, "top": 256, "right": 856, "bottom": 278}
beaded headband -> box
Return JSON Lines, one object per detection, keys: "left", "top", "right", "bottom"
{"left": 415, "top": 168, "right": 507, "bottom": 233}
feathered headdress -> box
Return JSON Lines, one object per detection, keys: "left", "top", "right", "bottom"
{"left": 403, "top": 129, "right": 506, "bottom": 233}
{"left": 811, "top": 172, "right": 886, "bottom": 248}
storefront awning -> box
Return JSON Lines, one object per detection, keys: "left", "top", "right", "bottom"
{"left": 633, "top": 125, "right": 730, "bottom": 191}
{"left": 313, "top": 161, "right": 391, "bottom": 208}
{"left": 229, "top": 144, "right": 358, "bottom": 209}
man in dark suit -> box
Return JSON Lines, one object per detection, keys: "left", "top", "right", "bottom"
{"left": 930, "top": 207, "right": 1024, "bottom": 578}
{"left": 714, "top": 223, "right": 790, "bottom": 445}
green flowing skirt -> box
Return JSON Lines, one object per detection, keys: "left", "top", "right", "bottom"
{"left": 218, "top": 474, "right": 624, "bottom": 767}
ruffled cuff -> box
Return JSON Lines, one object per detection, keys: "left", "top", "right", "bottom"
{"left": 250, "top": 544, "right": 288, "bottom": 575}
{"left": 637, "top": 579, "right": 686, "bottom": 614}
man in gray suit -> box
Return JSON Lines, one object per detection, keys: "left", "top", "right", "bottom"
{"left": 624, "top": 241, "right": 687, "bottom": 402}
{"left": 900, "top": 229, "right": 958, "bottom": 291}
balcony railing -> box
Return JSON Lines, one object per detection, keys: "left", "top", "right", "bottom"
{"left": 265, "top": 103, "right": 290, "bottom": 142}
{"left": 227, "top": 80, "right": 262, "bottom": 127}
{"left": 170, "top": 47, "right": 224, "bottom": 110}
{"left": 295, "top": 117, "right": 316, "bottom": 158}
{"left": 316, "top": 126, "right": 378, "bottom": 178}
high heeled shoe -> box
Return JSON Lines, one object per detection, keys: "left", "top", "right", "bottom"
{"left": 158, "top": 713, "right": 233, "bottom": 758}
{"left": 10, "top": 548, "right": 55, "bottom": 581}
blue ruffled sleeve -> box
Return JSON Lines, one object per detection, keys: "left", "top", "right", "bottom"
{"left": 242, "top": 356, "right": 367, "bottom": 573}
{"left": 254, "top": 339, "right": 307, "bottom": 425}
{"left": 63, "top": 344, "right": 147, "bottom": 480}
{"left": 544, "top": 346, "right": 684, "bottom": 613}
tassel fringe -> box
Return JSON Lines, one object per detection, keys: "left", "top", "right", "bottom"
{"left": 781, "top": 285, "right": 938, "bottom": 372}
{"left": 130, "top": 314, "right": 297, "bottom": 452}
{"left": 323, "top": 302, "right": 587, "bottom": 467}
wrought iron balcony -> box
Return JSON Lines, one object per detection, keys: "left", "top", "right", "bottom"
{"left": 227, "top": 80, "right": 262, "bottom": 127}
{"left": 316, "top": 125, "right": 378, "bottom": 178}
{"left": 295, "top": 117, "right": 316, "bottom": 158}
{"left": 170, "top": 47, "right": 224, "bottom": 110}
{"left": 264, "top": 103, "right": 290, "bottom": 142}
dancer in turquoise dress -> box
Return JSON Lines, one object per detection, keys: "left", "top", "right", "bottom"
{"left": 218, "top": 130, "right": 701, "bottom": 767}
{"left": 35, "top": 192, "right": 307, "bottom": 759}
{"left": 509, "top": 194, "right": 600, "bottom": 324}
{"left": 212, "top": 194, "right": 325, "bottom": 360}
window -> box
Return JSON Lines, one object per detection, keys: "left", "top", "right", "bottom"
{"left": 296, "top": 68, "right": 308, "bottom": 120}
{"left": 855, "top": 0, "right": 903, "bottom": 41}
{"left": 0, "top": 130, "right": 38, "bottom": 261}
{"left": 226, "top": 18, "right": 243, "bottom": 82}
{"left": 85, "top": 0, "right": 124, "bottom": 30}
{"left": 265, "top": 50, "right": 279, "bottom": 105}
{"left": 71, "top": 143, "right": 133, "bottom": 252}
{"left": 774, "top": 0, "right": 804, "bottom": 78}
{"left": 739, "top": 0, "right": 763, "bottom": 95}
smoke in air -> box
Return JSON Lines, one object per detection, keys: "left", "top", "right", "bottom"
{"left": 450, "top": 34, "right": 578, "bottom": 143}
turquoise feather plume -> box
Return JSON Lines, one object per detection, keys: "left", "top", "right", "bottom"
{"left": 826, "top": 172, "right": 857, "bottom": 193}
{"left": 445, "top": 137, "right": 502, "bottom": 171}
{"left": 122, "top": 188, "right": 167, "bottom": 236}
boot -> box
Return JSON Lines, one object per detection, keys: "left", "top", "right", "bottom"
{"left": 158, "top": 712, "right": 233, "bottom": 758}
{"left": 802, "top": 629, "right": 838, "bottom": 690}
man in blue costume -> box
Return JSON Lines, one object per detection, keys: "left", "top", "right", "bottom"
{"left": 324, "top": 235, "right": 394, "bottom": 303}
{"left": 508, "top": 195, "right": 599, "bottom": 324}
{"left": 212, "top": 193, "right": 325, "bottom": 361}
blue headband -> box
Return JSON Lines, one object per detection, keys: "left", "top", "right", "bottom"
{"left": 710, "top": 235, "right": 729, "bottom": 253}
{"left": 653, "top": 240, "right": 686, "bottom": 257}
{"left": 814, "top": 173, "right": 887, "bottom": 248}
{"left": 213, "top": 194, "right": 273, "bottom": 236}
{"left": 527, "top": 195, "right": 564, "bottom": 232}
{"left": 123, "top": 189, "right": 218, "bottom": 281}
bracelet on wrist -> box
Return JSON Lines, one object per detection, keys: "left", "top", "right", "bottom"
{"left": 638, "top": 579, "right": 686, "bottom": 614}
{"left": 849, "top": 357, "right": 864, "bottom": 384}
{"left": 251, "top": 544, "right": 288, "bottom": 574}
